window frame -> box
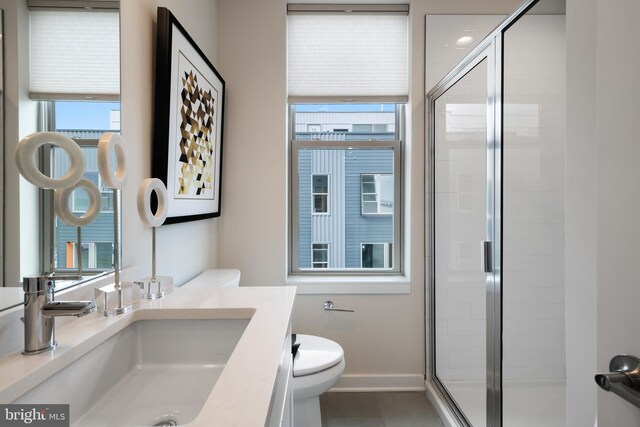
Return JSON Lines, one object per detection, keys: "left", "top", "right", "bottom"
{"left": 289, "top": 104, "right": 404, "bottom": 276}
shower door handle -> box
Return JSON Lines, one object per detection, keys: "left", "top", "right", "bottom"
{"left": 595, "top": 355, "right": 640, "bottom": 409}
{"left": 481, "top": 241, "right": 492, "bottom": 273}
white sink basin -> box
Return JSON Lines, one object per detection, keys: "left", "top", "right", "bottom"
{"left": 13, "top": 318, "right": 250, "bottom": 426}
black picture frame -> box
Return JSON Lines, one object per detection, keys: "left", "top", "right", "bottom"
{"left": 152, "top": 7, "right": 225, "bottom": 224}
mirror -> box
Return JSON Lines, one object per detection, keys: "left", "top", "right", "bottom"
{"left": 0, "top": 0, "right": 121, "bottom": 312}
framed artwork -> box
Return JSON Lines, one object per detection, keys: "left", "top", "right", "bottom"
{"left": 152, "top": 7, "right": 225, "bottom": 224}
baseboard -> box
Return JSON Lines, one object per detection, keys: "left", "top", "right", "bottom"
{"left": 329, "top": 374, "right": 425, "bottom": 392}
{"left": 425, "top": 380, "right": 462, "bottom": 427}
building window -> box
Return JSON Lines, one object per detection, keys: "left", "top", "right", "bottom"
{"left": 312, "top": 243, "right": 329, "bottom": 269}
{"left": 312, "top": 174, "right": 329, "bottom": 214}
{"left": 361, "top": 174, "right": 393, "bottom": 215}
{"left": 361, "top": 243, "right": 393, "bottom": 269}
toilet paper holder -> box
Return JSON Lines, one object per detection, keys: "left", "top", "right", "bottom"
{"left": 323, "top": 300, "right": 354, "bottom": 312}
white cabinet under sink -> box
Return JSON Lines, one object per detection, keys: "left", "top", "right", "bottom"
{"left": 268, "top": 328, "right": 293, "bottom": 427}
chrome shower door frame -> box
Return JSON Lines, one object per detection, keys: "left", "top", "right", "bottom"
{"left": 426, "top": 0, "right": 540, "bottom": 425}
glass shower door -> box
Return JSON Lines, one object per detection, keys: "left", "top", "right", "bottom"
{"left": 433, "top": 53, "right": 490, "bottom": 427}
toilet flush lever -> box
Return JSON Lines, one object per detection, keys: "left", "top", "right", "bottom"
{"left": 324, "top": 301, "right": 354, "bottom": 312}
{"left": 595, "top": 355, "right": 640, "bottom": 409}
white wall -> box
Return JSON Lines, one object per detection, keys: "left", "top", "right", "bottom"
{"left": 215, "top": 0, "right": 288, "bottom": 285}
{"left": 592, "top": 0, "right": 640, "bottom": 425}
{"left": 120, "top": 0, "right": 218, "bottom": 286}
{"left": 216, "top": 0, "right": 426, "bottom": 388}
{"left": 566, "top": 0, "right": 640, "bottom": 425}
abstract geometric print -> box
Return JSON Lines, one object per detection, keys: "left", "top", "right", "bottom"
{"left": 175, "top": 54, "right": 217, "bottom": 199}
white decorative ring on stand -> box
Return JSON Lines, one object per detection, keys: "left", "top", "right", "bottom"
{"left": 54, "top": 178, "right": 102, "bottom": 227}
{"left": 98, "top": 133, "right": 128, "bottom": 189}
{"left": 137, "top": 178, "right": 168, "bottom": 228}
{"left": 15, "top": 132, "right": 84, "bottom": 189}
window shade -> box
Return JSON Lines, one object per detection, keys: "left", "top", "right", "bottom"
{"left": 29, "top": 10, "right": 120, "bottom": 100}
{"left": 287, "top": 11, "right": 409, "bottom": 102}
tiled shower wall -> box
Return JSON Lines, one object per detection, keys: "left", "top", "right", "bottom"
{"left": 502, "top": 15, "right": 566, "bottom": 382}
{"left": 429, "top": 15, "right": 566, "bottom": 383}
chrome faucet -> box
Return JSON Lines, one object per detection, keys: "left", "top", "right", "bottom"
{"left": 23, "top": 276, "right": 96, "bottom": 355}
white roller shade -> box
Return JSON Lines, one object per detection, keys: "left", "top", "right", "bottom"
{"left": 288, "top": 12, "right": 409, "bottom": 102}
{"left": 29, "top": 10, "right": 120, "bottom": 100}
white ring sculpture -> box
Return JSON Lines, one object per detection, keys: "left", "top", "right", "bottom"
{"left": 137, "top": 178, "right": 168, "bottom": 228}
{"left": 98, "top": 133, "right": 128, "bottom": 189}
{"left": 54, "top": 178, "right": 102, "bottom": 227}
{"left": 15, "top": 132, "right": 84, "bottom": 189}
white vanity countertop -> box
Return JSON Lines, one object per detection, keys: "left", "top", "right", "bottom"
{"left": 0, "top": 287, "right": 23, "bottom": 311}
{"left": 0, "top": 270, "right": 296, "bottom": 427}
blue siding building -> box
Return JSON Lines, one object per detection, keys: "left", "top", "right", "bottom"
{"left": 298, "top": 148, "right": 394, "bottom": 269}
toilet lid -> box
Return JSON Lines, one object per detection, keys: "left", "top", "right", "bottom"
{"left": 293, "top": 334, "right": 344, "bottom": 377}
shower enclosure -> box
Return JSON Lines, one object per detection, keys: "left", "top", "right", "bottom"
{"left": 427, "top": 0, "right": 566, "bottom": 425}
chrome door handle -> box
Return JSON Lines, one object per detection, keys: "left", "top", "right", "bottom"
{"left": 481, "top": 241, "right": 492, "bottom": 273}
{"left": 595, "top": 355, "right": 640, "bottom": 409}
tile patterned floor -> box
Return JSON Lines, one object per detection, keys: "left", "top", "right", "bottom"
{"left": 320, "top": 392, "right": 445, "bottom": 427}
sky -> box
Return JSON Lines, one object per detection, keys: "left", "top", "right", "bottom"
{"left": 55, "top": 101, "right": 120, "bottom": 130}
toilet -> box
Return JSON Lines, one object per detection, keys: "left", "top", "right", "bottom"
{"left": 292, "top": 334, "right": 345, "bottom": 427}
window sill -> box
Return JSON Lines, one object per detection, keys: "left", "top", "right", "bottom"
{"left": 286, "top": 274, "right": 411, "bottom": 295}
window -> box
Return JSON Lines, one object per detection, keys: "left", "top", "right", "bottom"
{"left": 43, "top": 100, "right": 121, "bottom": 274}
{"left": 312, "top": 243, "right": 329, "bottom": 269}
{"left": 361, "top": 174, "right": 393, "bottom": 215}
{"left": 288, "top": 5, "right": 407, "bottom": 276}
{"left": 361, "top": 243, "right": 393, "bottom": 269}
{"left": 291, "top": 103, "right": 402, "bottom": 273}
{"left": 312, "top": 174, "right": 329, "bottom": 214}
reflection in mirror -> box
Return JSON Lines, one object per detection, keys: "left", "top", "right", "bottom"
{"left": 1, "top": 0, "right": 120, "bottom": 313}
{"left": 46, "top": 102, "right": 120, "bottom": 277}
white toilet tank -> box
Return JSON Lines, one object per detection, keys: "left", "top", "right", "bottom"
{"left": 180, "top": 269, "right": 241, "bottom": 289}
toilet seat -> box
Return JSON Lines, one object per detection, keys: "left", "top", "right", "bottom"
{"left": 293, "top": 334, "right": 344, "bottom": 377}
